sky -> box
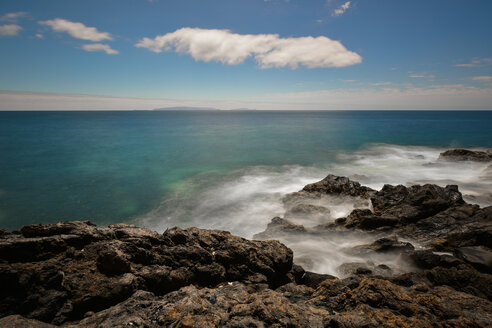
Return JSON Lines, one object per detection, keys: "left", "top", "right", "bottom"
{"left": 0, "top": 0, "right": 491, "bottom": 110}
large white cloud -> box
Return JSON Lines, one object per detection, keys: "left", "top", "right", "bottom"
{"left": 0, "top": 24, "right": 22, "bottom": 36}
{"left": 39, "top": 18, "right": 112, "bottom": 41}
{"left": 136, "top": 27, "right": 362, "bottom": 69}
{"left": 82, "top": 43, "right": 119, "bottom": 55}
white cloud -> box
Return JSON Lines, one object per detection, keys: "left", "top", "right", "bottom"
{"left": 39, "top": 18, "right": 112, "bottom": 41}
{"left": 0, "top": 24, "right": 22, "bottom": 36}
{"left": 369, "top": 81, "right": 392, "bottom": 86}
{"left": 35, "top": 33, "right": 43, "bottom": 39}
{"left": 471, "top": 76, "right": 492, "bottom": 81}
{"left": 332, "top": 1, "right": 351, "bottom": 16}
{"left": 136, "top": 27, "right": 362, "bottom": 69}
{"left": 409, "top": 73, "right": 435, "bottom": 79}
{"left": 82, "top": 43, "right": 119, "bottom": 55}
{"left": 455, "top": 57, "right": 492, "bottom": 67}
{"left": 0, "top": 12, "right": 27, "bottom": 22}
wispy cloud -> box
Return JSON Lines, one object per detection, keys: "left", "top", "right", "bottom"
{"left": 369, "top": 81, "right": 392, "bottom": 86}
{"left": 262, "top": 84, "right": 492, "bottom": 110}
{"left": 409, "top": 73, "right": 435, "bottom": 79}
{"left": 0, "top": 24, "right": 22, "bottom": 36}
{"left": 471, "top": 76, "right": 492, "bottom": 81}
{"left": 332, "top": 1, "right": 351, "bottom": 16}
{"left": 2, "top": 84, "right": 491, "bottom": 111}
{"left": 82, "top": 43, "right": 119, "bottom": 55}
{"left": 39, "top": 18, "right": 112, "bottom": 42}
{"left": 0, "top": 12, "right": 27, "bottom": 22}
{"left": 136, "top": 27, "right": 362, "bottom": 69}
{"left": 455, "top": 57, "right": 492, "bottom": 67}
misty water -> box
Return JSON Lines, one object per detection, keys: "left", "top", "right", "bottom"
{"left": 1, "top": 110, "right": 491, "bottom": 276}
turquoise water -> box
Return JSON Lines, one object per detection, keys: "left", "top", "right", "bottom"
{"left": 1, "top": 110, "right": 491, "bottom": 231}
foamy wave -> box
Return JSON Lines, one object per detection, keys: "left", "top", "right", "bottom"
{"left": 137, "top": 144, "right": 491, "bottom": 276}
{"left": 331, "top": 144, "right": 491, "bottom": 206}
{"left": 138, "top": 165, "right": 328, "bottom": 238}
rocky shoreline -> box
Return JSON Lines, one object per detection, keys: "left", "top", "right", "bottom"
{"left": 0, "top": 149, "right": 491, "bottom": 327}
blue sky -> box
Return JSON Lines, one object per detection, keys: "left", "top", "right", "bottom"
{"left": 1, "top": 0, "right": 491, "bottom": 110}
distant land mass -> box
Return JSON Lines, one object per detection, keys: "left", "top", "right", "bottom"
{"left": 153, "top": 106, "right": 256, "bottom": 111}
{"left": 153, "top": 106, "right": 219, "bottom": 111}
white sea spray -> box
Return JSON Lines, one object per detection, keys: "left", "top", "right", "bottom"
{"left": 138, "top": 144, "right": 491, "bottom": 276}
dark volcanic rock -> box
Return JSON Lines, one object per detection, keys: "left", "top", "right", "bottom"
{"left": 454, "top": 246, "right": 492, "bottom": 273}
{"left": 352, "top": 236, "right": 415, "bottom": 254}
{"left": 0, "top": 315, "right": 56, "bottom": 327}
{"left": 302, "top": 174, "right": 375, "bottom": 198}
{"left": 0, "top": 222, "right": 293, "bottom": 325}
{"left": 371, "top": 184, "right": 464, "bottom": 223}
{"left": 1, "top": 169, "right": 492, "bottom": 328}
{"left": 439, "top": 148, "right": 492, "bottom": 162}
{"left": 253, "top": 217, "right": 307, "bottom": 239}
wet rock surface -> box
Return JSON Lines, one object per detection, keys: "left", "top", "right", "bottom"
{"left": 439, "top": 148, "right": 492, "bottom": 162}
{"left": 1, "top": 170, "right": 491, "bottom": 327}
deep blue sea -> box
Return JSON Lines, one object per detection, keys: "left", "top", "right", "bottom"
{"left": 1, "top": 110, "right": 491, "bottom": 235}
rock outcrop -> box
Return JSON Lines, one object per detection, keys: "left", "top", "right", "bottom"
{"left": 302, "top": 174, "right": 375, "bottom": 198}
{"left": 0, "top": 222, "right": 292, "bottom": 326}
{"left": 439, "top": 148, "right": 492, "bottom": 162}
{"left": 1, "top": 170, "right": 491, "bottom": 327}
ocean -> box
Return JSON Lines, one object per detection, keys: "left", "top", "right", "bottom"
{"left": 1, "top": 110, "right": 491, "bottom": 239}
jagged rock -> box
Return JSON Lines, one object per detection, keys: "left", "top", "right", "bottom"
{"left": 0, "top": 315, "right": 56, "bottom": 327}
{"left": 337, "top": 262, "right": 373, "bottom": 276}
{"left": 253, "top": 217, "right": 307, "bottom": 239}
{"left": 311, "top": 276, "right": 492, "bottom": 327}
{"left": 368, "top": 237, "right": 414, "bottom": 252}
{"left": 439, "top": 149, "right": 492, "bottom": 162}
{"left": 343, "top": 209, "right": 399, "bottom": 230}
{"left": 454, "top": 246, "right": 492, "bottom": 273}
{"left": 302, "top": 174, "right": 375, "bottom": 198}
{"left": 0, "top": 228, "right": 11, "bottom": 237}
{"left": 351, "top": 237, "right": 414, "bottom": 255}
{"left": 1, "top": 170, "right": 492, "bottom": 327}
{"left": 96, "top": 244, "right": 132, "bottom": 276}
{"left": 300, "top": 271, "right": 336, "bottom": 288}
{"left": 71, "top": 284, "right": 334, "bottom": 328}
{"left": 371, "top": 184, "right": 464, "bottom": 223}
{"left": 401, "top": 204, "right": 492, "bottom": 248}
{"left": 404, "top": 250, "right": 464, "bottom": 269}
{"left": 0, "top": 223, "right": 293, "bottom": 325}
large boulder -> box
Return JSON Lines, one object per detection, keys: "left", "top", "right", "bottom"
{"left": 371, "top": 184, "right": 464, "bottom": 223}
{"left": 302, "top": 174, "right": 375, "bottom": 198}
{"left": 439, "top": 149, "right": 492, "bottom": 162}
